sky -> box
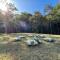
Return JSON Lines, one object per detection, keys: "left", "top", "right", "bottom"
{"left": 14, "top": 0, "right": 58, "bottom": 14}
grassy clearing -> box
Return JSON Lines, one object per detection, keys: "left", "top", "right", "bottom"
{"left": 49, "top": 34, "right": 60, "bottom": 39}
{"left": 0, "top": 53, "right": 13, "bottom": 60}
{"left": 0, "top": 33, "right": 60, "bottom": 60}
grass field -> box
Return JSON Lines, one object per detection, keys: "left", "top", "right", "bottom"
{"left": 0, "top": 33, "right": 60, "bottom": 60}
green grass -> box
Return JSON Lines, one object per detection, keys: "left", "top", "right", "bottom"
{"left": 0, "top": 33, "right": 60, "bottom": 60}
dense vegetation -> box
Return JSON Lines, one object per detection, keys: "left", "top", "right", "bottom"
{"left": 0, "top": 3, "right": 60, "bottom": 34}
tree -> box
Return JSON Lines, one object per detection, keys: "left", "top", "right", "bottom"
{"left": 44, "top": 4, "right": 53, "bottom": 15}
{"left": 3, "top": 2, "right": 17, "bottom": 33}
{"left": 45, "top": 4, "right": 60, "bottom": 34}
{"left": 14, "top": 12, "right": 32, "bottom": 32}
{"left": 29, "top": 11, "right": 44, "bottom": 33}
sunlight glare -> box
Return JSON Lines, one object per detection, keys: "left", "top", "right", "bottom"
{"left": 0, "top": 0, "right": 12, "bottom": 12}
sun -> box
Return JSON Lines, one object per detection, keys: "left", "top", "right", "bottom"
{"left": 0, "top": 0, "right": 12, "bottom": 12}
{"left": 0, "top": 3, "right": 7, "bottom": 12}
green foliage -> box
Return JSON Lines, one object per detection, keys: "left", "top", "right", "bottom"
{"left": 0, "top": 4, "right": 60, "bottom": 34}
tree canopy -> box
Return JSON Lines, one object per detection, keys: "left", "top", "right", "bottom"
{"left": 0, "top": 4, "right": 60, "bottom": 34}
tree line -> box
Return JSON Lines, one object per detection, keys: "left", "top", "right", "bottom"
{"left": 0, "top": 3, "right": 60, "bottom": 34}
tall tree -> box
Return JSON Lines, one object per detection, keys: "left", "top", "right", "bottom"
{"left": 46, "top": 4, "right": 60, "bottom": 34}
{"left": 29, "top": 11, "right": 44, "bottom": 33}
{"left": 3, "top": 2, "right": 17, "bottom": 33}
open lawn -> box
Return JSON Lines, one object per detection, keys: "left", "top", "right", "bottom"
{"left": 0, "top": 33, "right": 60, "bottom": 60}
